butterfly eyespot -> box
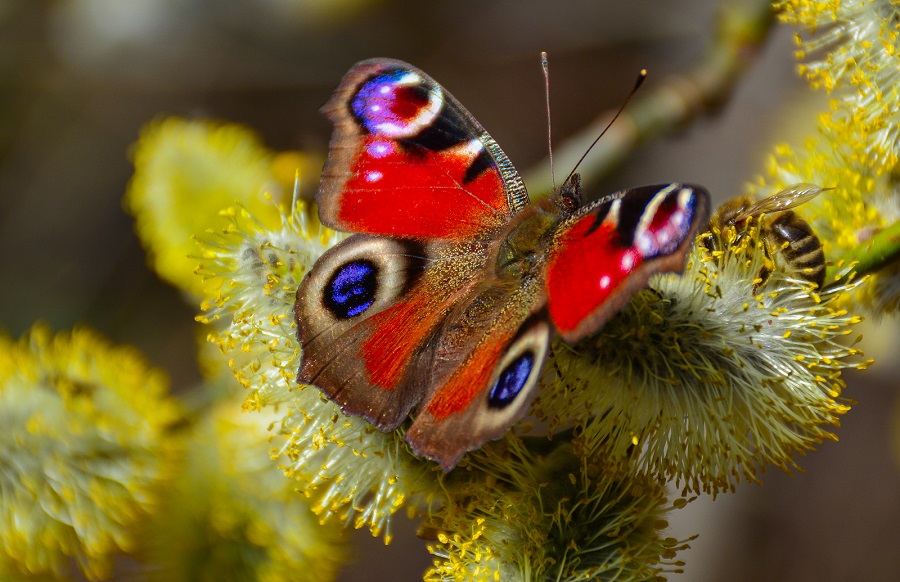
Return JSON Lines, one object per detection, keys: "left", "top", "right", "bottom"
{"left": 635, "top": 185, "right": 698, "bottom": 258}
{"left": 351, "top": 70, "right": 441, "bottom": 139}
{"left": 488, "top": 350, "right": 535, "bottom": 408}
{"left": 324, "top": 259, "right": 379, "bottom": 319}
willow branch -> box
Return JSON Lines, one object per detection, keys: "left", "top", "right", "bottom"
{"left": 827, "top": 220, "right": 900, "bottom": 285}
{"left": 524, "top": 0, "right": 776, "bottom": 196}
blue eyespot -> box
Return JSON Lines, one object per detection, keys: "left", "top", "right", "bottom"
{"left": 488, "top": 351, "right": 534, "bottom": 408}
{"left": 351, "top": 70, "right": 431, "bottom": 137}
{"left": 324, "top": 259, "right": 378, "bottom": 320}
{"left": 353, "top": 70, "right": 405, "bottom": 126}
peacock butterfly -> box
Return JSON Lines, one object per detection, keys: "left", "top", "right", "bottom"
{"left": 295, "top": 58, "right": 710, "bottom": 470}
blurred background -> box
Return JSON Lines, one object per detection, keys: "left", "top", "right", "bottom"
{"left": 0, "top": 0, "right": 897, "bottom": 580}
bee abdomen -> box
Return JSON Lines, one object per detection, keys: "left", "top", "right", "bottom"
{"left": 769, "top": 211, "right": 825, "bottom": 287}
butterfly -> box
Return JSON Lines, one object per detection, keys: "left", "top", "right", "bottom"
{"left": 294, "top": 58, "right": 710, "bottom": 470}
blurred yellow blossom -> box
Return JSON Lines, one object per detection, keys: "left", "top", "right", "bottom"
{"left": 0, "top": 324, "right": 181, "bottom": 580}
{"left": 125, "top": 117, "right": 313, "bottom": 298}
{"left": 141, "top": 395, "right": 348, "bottom": 582}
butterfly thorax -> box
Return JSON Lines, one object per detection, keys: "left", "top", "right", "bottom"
{"left": 494, "top": 200, "right": 562, "bottom": 281}
{"left": 494, "top": 172, "right": 586, "bottom": 282}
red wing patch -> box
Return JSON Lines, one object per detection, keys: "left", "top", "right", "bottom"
{"left": 336, "top": 137, "right": 509, "bottom": 239}
{"left": 360, "top": 285, "right": 444, "bottom": 389}
{"left": 316, "top": 59, "right": 528, "bottom": 240}
{"left": 546, "top": 211, "right": 642, "bottom": 336}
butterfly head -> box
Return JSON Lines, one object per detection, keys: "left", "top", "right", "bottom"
{"left": 552, "top": 172, "right": 583, "bottom": 214}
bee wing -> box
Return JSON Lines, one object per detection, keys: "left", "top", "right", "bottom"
{"left": 733, "top": 183, "right": 829, "bottom": 223}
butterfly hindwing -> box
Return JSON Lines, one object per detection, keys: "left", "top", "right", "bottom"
{"left": 317, "top": 58, "right": 529, "bottom": 239}
{"left": 546, "top": 183, "right": 710, "bottom": 342}
{"left": 295, "top": 234, "right": 488, "bottom": 431}
{"left": 404, "top": 280, "right": 551, "bottom": 469}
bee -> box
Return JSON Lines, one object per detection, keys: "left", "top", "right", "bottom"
{"left": 708, "top": 184, "right": 827, "bottom": 290}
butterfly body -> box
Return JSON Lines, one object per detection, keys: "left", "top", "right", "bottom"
{"left": 295, "top": 58, "right": 710, "bottom": 469}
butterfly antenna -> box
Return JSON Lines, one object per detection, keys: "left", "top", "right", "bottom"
{"left": 541, "top": 51, "right": 555, "bottom": 192}
{"left": 562, "top": 68, "right": 647, "bottom": 187}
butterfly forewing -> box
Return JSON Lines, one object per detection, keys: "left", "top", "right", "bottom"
{"left": 546, "top": 183, "right": 709, "bottom": 342}
{"left": 317, "top": 58, "right": 529, "bottom": 239}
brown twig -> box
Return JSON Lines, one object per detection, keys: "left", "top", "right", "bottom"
{"left": 523, "top": 0, "right": 777, "bottom": 197}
